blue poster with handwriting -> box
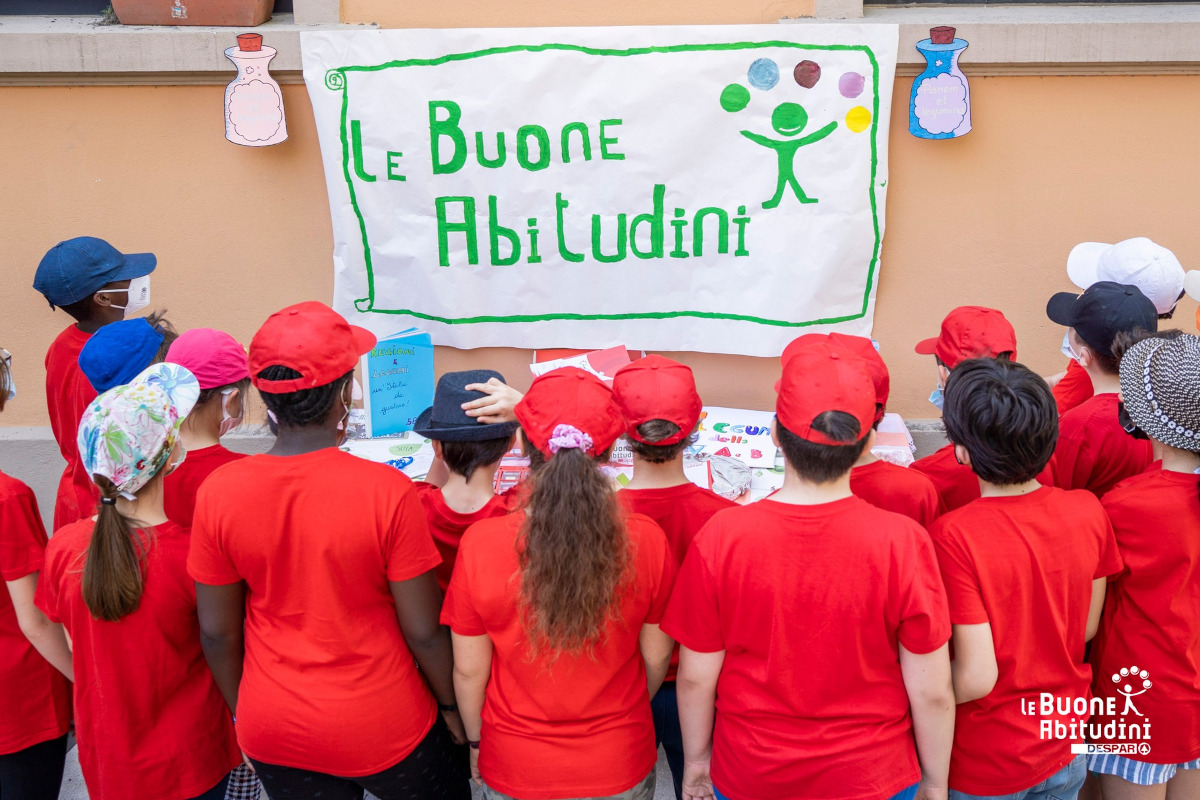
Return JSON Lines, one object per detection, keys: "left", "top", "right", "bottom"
{"left": 361, "top": 328, "right": 434, "bottom": 437}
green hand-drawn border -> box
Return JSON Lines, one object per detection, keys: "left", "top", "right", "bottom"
{"left": 326, "top": 40, "right": 883, "bottom": 328}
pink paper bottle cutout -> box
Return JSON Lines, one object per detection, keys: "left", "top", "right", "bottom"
{"left": 225, "top": 33, "right": 288, "bottom": 147}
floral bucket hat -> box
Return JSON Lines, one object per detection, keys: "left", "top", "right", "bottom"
{"left": 77, "top": 362, "right": 200, "bottom": 499}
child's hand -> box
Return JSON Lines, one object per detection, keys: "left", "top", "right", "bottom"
{"left": 914, "top": 781, "right": 948, "bottom": 800}
{"left": 462, "top": 378, "right": 523, "bottom": 424}
{"left": 682, "top": 758, "right": 715, "bottom": 800}
{"left": 469, "top": 746, "right": 481, "bottom": 786}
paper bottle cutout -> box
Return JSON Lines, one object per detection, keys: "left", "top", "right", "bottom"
{"left": 909, "top": 27, "right": 971, "bottom": 140}
{"left": 225, "top": 33, "right": 288, "bottom": 147}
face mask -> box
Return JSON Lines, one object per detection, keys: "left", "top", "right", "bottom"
{"left": 1, "top": 349, "right": 14, "bottom": 401}
{"left": 335, "top": 383, "right": 352, "bottom": 447}
{"left": 218, "top": 388, "right": 242, "bottom": 437}
{"left": 164, "top": 448, "right": 187, "bottom": 476}
{"left": 1061, "top": 332, "right": 1083, "bottom": 364}
{"left": 929, "top": 385, "right": 944, "bottom": 411}
{"left": 98, "top": 275, "right": 151, "bottom": 318}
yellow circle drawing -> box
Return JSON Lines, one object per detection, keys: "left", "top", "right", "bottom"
{"left": 845, "top": 106, "right": 872, "bottom": 133}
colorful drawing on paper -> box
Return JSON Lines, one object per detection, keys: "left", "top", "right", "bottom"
{"left": 909, "top": 26, "right": 971, "bottom": 140}
{"left": 225, "top": 33, "right": 288, "bottom": 147}
{"left": 301, "top": 25, "right": 899, "bottom": 357}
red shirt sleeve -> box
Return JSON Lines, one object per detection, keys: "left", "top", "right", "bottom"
{"left": 441, "top": 525, "right": 486, "bottom": 636}
{"left": 32, "top": 540, "right": 63, "bottom": 624}
{"left": 929, "top": 520, "right": 988, "bottom": 626}
{"left": 660, "top": 529, "right": 723, "bottom": 653}
{"left": 1093, "top": 512, "right": 1124, "bottom": 581}
{"left": 187, "top": 480, "right": 242, "bottom": 586}
{"left": 1053, "top": 359, "right": 1093, "bottom": 416}
{"left": 894, "top": 529, "right": 953, "bottom": 653}
{"left": 0, "top": 485, "right": 48, "bottom": 581}
{"left": 384, "top": 483, "right": 442, "bottom": 583}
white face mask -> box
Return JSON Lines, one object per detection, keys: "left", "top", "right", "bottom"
{"left": 98, "top": 275, "right": 151, "bottom": 318}
{"left": 219, "top": 388, "right": 243, "bottom": 438}
{"left": 1, "top": 349, "right": 14, "bottom": 402}
{"left": 1061, "top": 332, "right": 1083, "bottom": 364}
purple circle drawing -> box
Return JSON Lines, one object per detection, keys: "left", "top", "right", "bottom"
{"left": 839, "top": 72, "right": 865, "bottom": 99}
{"left": 748, "top": 58, "right": 780, "bottom": 91}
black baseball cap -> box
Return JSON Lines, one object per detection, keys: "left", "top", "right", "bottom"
{"left": 1046, "top": 281, "right": 1158, "bottom": 357}
{"left": 413, "top": 370, "right": 520, "bottom": 442}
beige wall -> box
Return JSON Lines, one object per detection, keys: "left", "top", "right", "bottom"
{"left": 3, "top": 72, "right": 1198, "bottom": 428}
{"left": 341, "top": 0, "right": 817, "bottom": 28}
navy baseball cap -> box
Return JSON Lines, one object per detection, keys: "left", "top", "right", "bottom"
{"left": 78, "top": 318, "right": 165, "bottom": 393}
{"left": 33, "top": 237, "right": 156, "bottom": 309}
{"left": 1046, "top": 281, "right": 1158, "bottom": 357}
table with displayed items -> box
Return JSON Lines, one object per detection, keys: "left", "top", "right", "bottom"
{"left": 343, "top": 406, "right": 917, "bottom": 504}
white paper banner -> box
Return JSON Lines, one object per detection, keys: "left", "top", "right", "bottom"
{"left": 302, "top": 24, "right": 897, "bottom": 357}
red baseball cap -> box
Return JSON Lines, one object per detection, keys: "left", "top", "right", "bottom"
{"left": 166, "top": 328, "right": 250, "bottom": 390}
{"left": 914, "top": 306, "right": 1017, "bottom": 369}
{"left": 612, "top": 356, "right": 702, "bottom": 445}
{"left": 776, "top": 338, "right": 876, "bottom": 445}
{"left": 249, "top": 301, "right": 376, "bottom": 392}
{"left": 515, "top": 367, "right": 625, "bottom": 458}
{"left": 782, "top": 333, "right": 889, "bottom": 423}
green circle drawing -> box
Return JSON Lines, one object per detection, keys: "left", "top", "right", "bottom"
{"left": 720, "top": 84, "right": 751, "bottom": 113}
{"left": 771, "top": 102, "right": 809, "bottom": 136}
{"left": 389, "top": 443, "right": 425, "bottom": 457}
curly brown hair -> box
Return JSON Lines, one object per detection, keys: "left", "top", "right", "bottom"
{"left": 518, "top": 445, "right": 629, "bottom": 658}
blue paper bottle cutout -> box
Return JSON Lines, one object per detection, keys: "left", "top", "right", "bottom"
{"left": 909, "top": 26, "right": 971, "bottom": 140}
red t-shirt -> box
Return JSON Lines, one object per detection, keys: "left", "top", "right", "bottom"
{"left": 851, "top": 459, "right": 941, "bottom": 527}
{"left": 1053, "top": 359, "right": 1094, "bottom": 416}
{"left": 163, "top": 444, "right": 248, "bottom": 528}
{"left": 1044, "top": 393, "right": 1154, "bottom": 498}
{"left": 414, "top": 481, "right": 510, "bottom": 592}
{"left": 441, "top": 510, "right": 676, "bottom": 800}
{"left": 45, "top": 325, "right": 99, "bottom": 530}
{"left": 35, "top": 519, "right": 239, "bottom": 799}
{"left": 619, "top": 483, "right": 735, "bottom": 682}
{"left": 188, "top": 448, "right": 442, "bottom": 776}
{"left": 1093, "top": 469, "right": 1200, "bottom": 764}
{"left": 661, "top": 497, "right": 951, "bottom": 800}
{"left": 0, "top": 472, "right": 71, "bottom": 756}
{"left": 911, "top": 444, "right": 980, "bottom": 513}
{"left": 930, "top": 487, "right": 1122, "bottom": 795}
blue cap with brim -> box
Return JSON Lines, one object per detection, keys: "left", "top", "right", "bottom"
{"left": 33, "top": 236, "right": 156, "bottom": 309}
{"left": 78, "top": 318, "right": 165, "bottom": 393}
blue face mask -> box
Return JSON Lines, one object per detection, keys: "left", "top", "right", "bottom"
{"left": 929, "top": 385, "right": 944, "bottom": 411}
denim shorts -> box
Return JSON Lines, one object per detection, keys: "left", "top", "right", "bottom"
{"left": 1087, "top": 753, "right": 1200, "bottom": 786}
{"left": 948, "top": 755, "right": 1086, "bottom": 800}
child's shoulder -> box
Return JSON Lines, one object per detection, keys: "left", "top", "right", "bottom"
{"left": 1102, "top": 467, "right": 1169, "bottom": 506}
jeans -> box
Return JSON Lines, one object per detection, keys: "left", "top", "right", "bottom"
{"left": 0, "top": 733, "right": 68, "bottom": 800}
{"left": 650, "top": 682, "right": 684, "bottom": 800}
{"left": 714, "top": 781, "right": 917, "bottom": 800}
{"left": 481, "top": 770, "right": 655, "bottom": 800}
{"left": 948, "top": 756, "right": 1086, "bottom": 800}
{"left": 249, "top": 717, "right": 469, "bottom": 800}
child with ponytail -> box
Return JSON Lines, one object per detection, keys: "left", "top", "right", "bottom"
{"left": 0, "top": 347, "right": 72, "bottom": 800}
{"left": 33, "top": 362, "right": 241, "bottom": 800}
{"left": 1088, "top": 331, "right": 1200, "bottom": 797}
{"left": 443, "top": 367, "right": 676, "bottom": 800}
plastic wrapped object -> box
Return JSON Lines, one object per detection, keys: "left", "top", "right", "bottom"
{"left": 707, "top": 455, "right": 752, "bottom": 501}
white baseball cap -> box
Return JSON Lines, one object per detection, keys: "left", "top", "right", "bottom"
{"left": 1067, "top": 237, "right": 1185, "bottom": 315}
{"left": 1185, "top": 270, "right": 1200, "bottom": 301}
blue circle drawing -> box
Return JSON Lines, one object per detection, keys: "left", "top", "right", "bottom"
{"left": 386, "top": 457, "right": 415, "bottom": 471}
{"left": 747, "top": 58, "right": 780, "bottom": 91}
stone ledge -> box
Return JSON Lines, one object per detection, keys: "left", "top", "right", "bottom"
{"left": 2, "top": 6, "right": 1200, "bottom": 81}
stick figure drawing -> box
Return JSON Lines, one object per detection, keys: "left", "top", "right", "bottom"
{"left": 740, "top": 103, "right": 837, "bottom": 208}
